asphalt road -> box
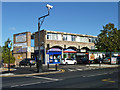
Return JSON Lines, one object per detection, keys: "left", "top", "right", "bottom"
{"left": 2, "top": 66, "right": 120, "bottom": 89}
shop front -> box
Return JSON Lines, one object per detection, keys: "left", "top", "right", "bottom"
{"left": 47, "top": 48, "right": 62, "bottom": 64}
{"left": 63, "top": 49, "right": 77, "bottom": 59}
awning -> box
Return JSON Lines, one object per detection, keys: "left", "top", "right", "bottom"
{"left": 63, "top": 49, "right": 77, "bottom": 53}
{"left": 47, "top": 48, "right": 62, "bottom": 54}
{"left": 47, "top": 48, "right": 62, "bottom": 52}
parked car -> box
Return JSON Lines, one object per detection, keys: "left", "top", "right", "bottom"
{"left": 60, "top": 58, "right": 77, "bottom": 65}
{"left": 19, "top": 58, "right": 36, "bottom": 67}
{"left": 117, "top": 56, "right": 120, "bottom": 64}
{"left": 77, "top": 57, "right": 89, "bottom": 64}
{"left": 103, "top": 57, "right": 111, "bottom": 64}
{"left": 113, "top": 56, "right": 120, "bottom": 64}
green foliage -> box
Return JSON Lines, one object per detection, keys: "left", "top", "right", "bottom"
{"left": 95, "top": 23, "right": 119, "bottom": 57}
{"left": 2, "top": 38, "right": 15, "bottom": 64}
{"left": 0, "top": 46, "right": 2, "bottom": 62}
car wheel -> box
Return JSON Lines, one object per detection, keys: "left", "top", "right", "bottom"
{"left": 66, "top": 62, "right": 68, "bottom": 65}
{"left": 74, "top": 62, "right": 77, "bottom": 65}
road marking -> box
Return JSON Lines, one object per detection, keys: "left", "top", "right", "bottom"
{"left": 102, "top": 78, "right": 116, "bottom": 83}
{"left": 26, "top": 76, "right": 63, "bottom": 81}
{"left": 11, "top": 81, "right": 53, "bottom": 87}
{"left": 102, "top": 78, "right": 111, "bottom": 81}
{"left": 77, "top": 69, "right": 83, "bottom": 71}
{"left": 68, "top": 69, "right": 76, "bottom": 72}
{"left": 108, "top": 81, "right": 116, "bottom": 83}
{"left": 82, "top": 73, "right": 109, "bottom": 77}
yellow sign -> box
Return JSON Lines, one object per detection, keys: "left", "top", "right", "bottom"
{"left": 17, "top": 55, "right": 22, "bottom": 59}
{"left": 90, "top": 53, "right": 95, "bottom": 60}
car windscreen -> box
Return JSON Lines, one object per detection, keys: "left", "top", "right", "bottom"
{"left": 66, "top": 58, "right": 73, "bottom": 60}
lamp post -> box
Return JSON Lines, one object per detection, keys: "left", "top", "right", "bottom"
{"left": 37, "top": 4, "right": 53, "bottom": 73}
{"left": 7, "top": 40, "right": 11, "bottom": 73}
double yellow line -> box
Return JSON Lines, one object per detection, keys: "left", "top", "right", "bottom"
{"left": 102, "top": 78, "right": 116, "bottom": 83}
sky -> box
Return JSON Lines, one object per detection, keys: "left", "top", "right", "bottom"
{"left": 2, "top": 2, "right": 118, "bottom": 47}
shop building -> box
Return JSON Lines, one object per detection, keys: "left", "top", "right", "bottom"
{"left": 34, "top": 30, "right": 97, "bottom": 65}
{"left": 13, "top": 32, "right": 34, "bottom": 65}
{"left": 13, "top": 30, "right": 97, "bottom": 65}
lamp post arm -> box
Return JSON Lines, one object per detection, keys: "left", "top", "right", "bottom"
{"left": 38, "top": 9, "right": 50, "bottom": 20}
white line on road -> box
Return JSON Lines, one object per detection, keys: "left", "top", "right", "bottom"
{"left": 82, "top": 73, "right": 109, "bottom": 77}
{"left": 11, "top": 81, "right": 53, "bottom": 87}
{"left": 11, "top": 76, "right": 63, "bottom": 88}
{"left": 26, "top": 76, "right": 63, "bottom": 81}
{"left": 77, "top": 69, "right": 83, "bottom": 71}
{"left": 68, "top": 69, "right": 77, "bottom": 72}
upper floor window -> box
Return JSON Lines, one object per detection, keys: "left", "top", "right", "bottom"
{"left": 47, "top": 33, "right": 62, "bottom": 40}
{"left": 71, "top": 35, "right": 76, "bottom": 41}
{"left": 89, "top": 37, "right": 97, "bottom": 43}
{"left": 63, "top": 35, "right": 67, "bottom": 41}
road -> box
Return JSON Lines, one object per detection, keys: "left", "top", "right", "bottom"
{"left": 2, "top": 65, "right": 120, "bottom": 89}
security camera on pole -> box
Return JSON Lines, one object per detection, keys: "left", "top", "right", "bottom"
{"left": 37, "top": 4, "right": 53, "bottom": 73}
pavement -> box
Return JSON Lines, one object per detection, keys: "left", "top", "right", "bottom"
{"left": 0, "top": 64, "right": 119, "bottom": 77}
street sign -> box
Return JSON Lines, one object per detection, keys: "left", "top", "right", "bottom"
{"left": 8, "top": 43, "right": 11, "bottom": 49}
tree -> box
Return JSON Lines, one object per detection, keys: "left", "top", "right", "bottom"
{"left": 117, "top": 30, "right": 120, "bottom": 50}
{"left": 0, "top": 46, "right": 2, "bottom": 63}
{"left": 2, "top": 38, "right": 15, "bottom": 64}
{"left": 95, "top": 23, "right": 119, "bottom": 57}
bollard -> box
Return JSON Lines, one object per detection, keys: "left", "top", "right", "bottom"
{"left": 99, "top": 61, "right": 102, "bottom": 66}
{"left": 48, "top": 63, "right": 49, "bottom": 69}
{"left": 89, "top": 61, "right": 90, "bottom": 66}
{"left": 55, "top": 64, "right": 57, "bottom": 71}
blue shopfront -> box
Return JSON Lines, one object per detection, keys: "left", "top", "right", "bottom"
{"left": 47, "top": 48, "right": 62, "bottom": 64}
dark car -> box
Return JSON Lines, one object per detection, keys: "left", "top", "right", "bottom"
{"left": 103, "top": 57, "right": 111, "bottom": 64}
{"left": 114, "top": 56, "right": 120, "bottom": 64}
{"left": 19, "top": 58, "right": 36, "bottom": 67}
{"left": 117, "top": 56, "right": 120, "bottom": 64}
{"left": 77, "top": 57, "right": 89, "bottom": 64}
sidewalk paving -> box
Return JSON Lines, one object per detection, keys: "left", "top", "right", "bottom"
{"left": 86, "top": 64, "right": 119, "bottom": 67}
{"left": 1, "top": 64, "right": 119, "bottom": 77}
{"left": 0, "top": 65, "right": 62, "bottom": 77}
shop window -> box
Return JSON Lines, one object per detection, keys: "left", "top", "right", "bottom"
{"left": 63, "top": 54, "right": 67, "bottom": 59}
{"left": 71, "top": 35, "right": 76, "bottom": 41}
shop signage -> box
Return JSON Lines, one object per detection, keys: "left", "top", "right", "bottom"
{"left": 80, "top": 49, "right": 86, "bottom": 52}
{"left": 17, "top": 55, "right": 22, "bottom": 59}
{"left": 77, "top": 53, "right": 86, "bottom": 55}
{"left": 13, "top": 43, "right": 27, "bottom": 47}
{"left": 27, "top": 46, "right": 31, "bottom": 52}
{"left": 16, "top": 48, "right": 27, "bottom": 53}
{"left": 16, "top": 33, "right": 26, "bottom": 42}
{"left": 111, "top": 57, "right": 117, "bottom": 64}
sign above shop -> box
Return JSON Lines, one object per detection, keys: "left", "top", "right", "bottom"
{"left": 16, "top": 33, "right": 26, "bottom": 43}
{"left": 80, "top": 49, "right": 86, "bottom": 52}
{"left": 13, "top": 43, "right": 27, "bottom": 47}
{"left": 16, "top": 48, "right": 27, "bottom": 53}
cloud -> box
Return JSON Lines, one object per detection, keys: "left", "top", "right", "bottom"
{"left": 8, "top": 27, "right": 16, "bottom": 31}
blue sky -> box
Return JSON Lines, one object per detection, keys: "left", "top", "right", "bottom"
{"left": 2, "top": 2, "right": 118, "bottom": 47}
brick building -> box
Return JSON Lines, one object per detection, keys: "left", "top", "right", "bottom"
{"left": 13, "top": 30, "right": 97, "bottom": 65}
{"left": 13, "top": 32, "right": 32, "bottom": 65}
{"left": 34, "top": 30, "right": 97, "bottom": 65}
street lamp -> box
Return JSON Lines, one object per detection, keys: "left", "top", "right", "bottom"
{"left": 37, "top": 4, "right": 53, "bottom": 73}
{"left": 7, "top": 40, "right": 11, "bottom": 73}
